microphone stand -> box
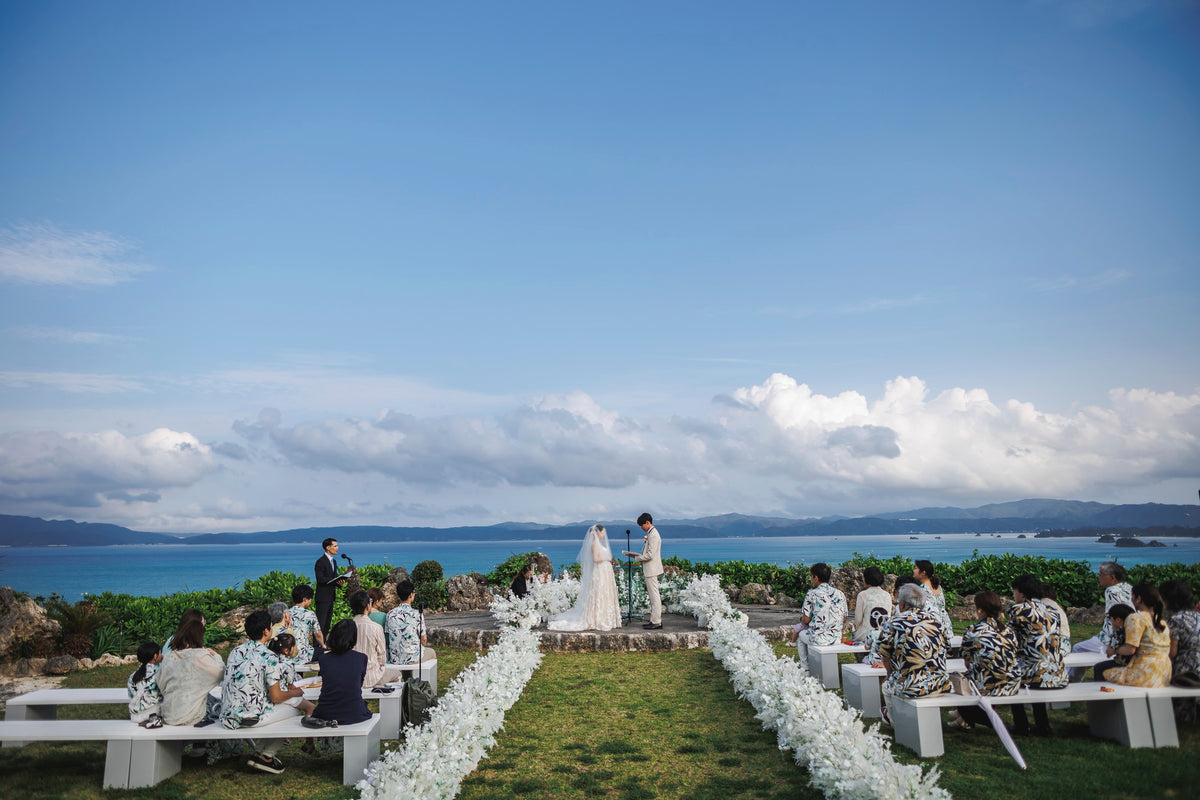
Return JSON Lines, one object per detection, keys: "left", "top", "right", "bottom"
{"left": 622, "top": 529, "right": 643, "bottom": 626}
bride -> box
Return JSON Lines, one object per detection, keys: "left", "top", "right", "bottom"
{"left": 548, "top": 524, "right": 622, "bottom": 632}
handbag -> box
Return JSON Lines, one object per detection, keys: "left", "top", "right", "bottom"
{"left": 401, "top": 651, "right": 437, "bottom": 727}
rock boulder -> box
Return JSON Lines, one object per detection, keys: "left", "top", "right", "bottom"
{"left": 44, "top": 654, "right": 82, "bottom": 675}
{"left": 445, "top": 574, "right": 494, "bottom": 612}
{"left": 739, "top": 583, "right": 774, "bottom": 605}
{"left": 0, "top": 586, "right": 61, "bottom": 663}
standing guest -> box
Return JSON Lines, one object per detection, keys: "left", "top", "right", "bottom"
{"left": 158, "top": 619, "right": 224, "bottom": 726}
{"left": 350, "top": 590, "right": 401, "bottom": 687}
{"left": 948, "top": 591, "right": 1021, "bottom": 731}
{"left": 1104, "top": 583, "right": 1172, "bottom": 688}
{"left": 288, "top": 585, "right": 325, "bottom": 664}
{"left": 853, "top": 567, "right": 892, "bottom": 645}
{"left": 510, "top": 564, "right": 535, "bottom": 599}
{"left": 127, "top": 640, "right": 164, "bottom": 726}
{"left": 791, "top": 563, "right": 849, "bottom": 666}
{"left": 1009, "top": 574, "right": 1067, "bottom": 737}
{"left": 313, "top": 620, "right": 371, "bottom": 726}
{"left": 1070, "top": 561, "right": 1132, "bottom": 680}
{"left": 314, "top": 537, "right": 346, "bottom": 638}
{"left": 1160, "top": 579, "right": 1200, "bottom": 722}
{"left": 622, "top": 513, "right": 664, "bottom": 630}
{"left": 913, "top": 560, "right": 953, "bottom": 634}
{"left": 162, "top": 609, "right": 205, "bottom": 655}
{"left": 216, "top": 610, "right": 306, "bottom": 775}
{"left": 876, "top": 583, "right": 951, "bottom": 723}
{"left": 385, "top": 580, "right": 427, "bottom": 666}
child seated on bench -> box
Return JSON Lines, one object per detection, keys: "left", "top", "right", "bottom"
{"left": 128, "top": 640, "right": 164, "bottom": 727}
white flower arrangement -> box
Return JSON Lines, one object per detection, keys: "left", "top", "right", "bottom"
{"left": 615, "top": 566, "right": 650, "bottom": 615}
{"left": 489, "top": 574, "right": 581, "bottom": 628}
{"left": 677, "top": 574, "right": 951, "bottom": 800}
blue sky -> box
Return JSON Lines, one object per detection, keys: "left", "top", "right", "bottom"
{"left": 1, "top": 1, "right": 1198, "bottom": 532}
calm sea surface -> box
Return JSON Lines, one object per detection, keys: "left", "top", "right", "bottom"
{"left": 3, "top": 533, "right": 1198, "bottom": 600}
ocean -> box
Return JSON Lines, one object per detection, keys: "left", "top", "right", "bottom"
{"left": 3, "top": 532, "right": 1198, "bottom": 601}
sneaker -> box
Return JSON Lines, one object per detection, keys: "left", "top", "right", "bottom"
{"left": 247, "top": 753, "right": 285, "bottom": 774}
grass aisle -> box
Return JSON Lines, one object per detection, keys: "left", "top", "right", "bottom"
{"left": 457, "top": 649, "right": 819, "bottom": 800}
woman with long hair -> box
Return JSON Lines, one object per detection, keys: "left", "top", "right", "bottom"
{"left": 548, "top": 525, "right": 621, "bottom": 632}
{"left": 1103, "top": 583, "right": 1172, "bottom": 688}
{"left": 912, "top": 559, "right": 953, "bottom": 633}
{"left": 158, "top": 618, "right": 225, "bottom": 726}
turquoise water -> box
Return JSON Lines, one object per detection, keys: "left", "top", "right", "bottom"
{"left": 3, "top": 532, "right": 1197, "bottom": 600}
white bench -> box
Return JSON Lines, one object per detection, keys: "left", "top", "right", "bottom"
{"left": 4, "top": 682, "right": 410, "bottom": 743}
{"left": 303, "top": 647, "right": 438, "bottom": 695}
{"left": 842, "top": 651, "right": 1107, "bottom": 718}
{"left": 806, "top": 636, "right": 962, "bottom": 690}
{"left": 0, "top": 714, "right": 381, "bottom": 788}
{"left": 888, "top": 682, "right": 1157, "bottom": 757}
{"left": 1142, "top": 685, "right": 1200, "bottom": 747}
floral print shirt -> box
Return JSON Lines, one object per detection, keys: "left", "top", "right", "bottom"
{"left": 1101, "top": 582, "right": 1133, "bottom": 649}
{"left": 288, "top": 605, "right": 320, "bottom": 664}
{"left": 961, "top": 618, "right": 1022, "bottom": 697}
{"left": 217, "top": 640, "right": 283, "bottom": 729}
{"left": 385, "top": 603, "right": 426, "bottom": 665}
{"left": 127, "top": 662, "right": 163, "bottom": 717}
{"left": 1167, "top": 609, "right": 1200, "bottom": 680}
{"left": 920, "top": 585, "right": 953, "bottom": 633}
{"left": 1009, "top": 599, "right": 1068, "bottom": 688}
{"left": 800, "top": 583, "right": 849, "bottom": 646}
{"left": 876, "top": 608, "right": 951, "bottom": 698}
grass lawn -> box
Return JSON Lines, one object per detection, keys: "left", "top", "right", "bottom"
{"left": 1, "top": 623, "right": 1197, "bottom": 799}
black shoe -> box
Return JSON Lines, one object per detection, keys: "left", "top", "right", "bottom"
{"left": 247, "top": 753, "right": 284, "bottom": 774}
{"left": 642, "top": 623, "right": 662, "bottom": 629}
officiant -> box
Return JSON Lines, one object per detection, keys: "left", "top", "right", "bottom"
{"left": 314, "top": 537, "right": 347, "bottom": 637}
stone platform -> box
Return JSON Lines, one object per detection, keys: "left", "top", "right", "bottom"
{"left": 425, "top": 605, "right": 805, "bottom": 652}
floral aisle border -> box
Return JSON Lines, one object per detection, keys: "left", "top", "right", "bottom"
{"left": 358, "top": 598, "right": 546, "bottom": 800}
{"left": 490, "top": 573, "right": 579, "bottom": 627}
{"left": 667, "top": 575, "right": 951, "bottom": 800}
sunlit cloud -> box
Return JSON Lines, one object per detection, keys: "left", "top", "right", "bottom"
{"left": 15, "top": 326, "right": 135, "bottom": 345}
{"left": 0, "top": 222, "right": 153, "bottom": 286}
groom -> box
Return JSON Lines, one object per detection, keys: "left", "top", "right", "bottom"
{"left": 623, "top": 512, "right": 664, "bottom": 629}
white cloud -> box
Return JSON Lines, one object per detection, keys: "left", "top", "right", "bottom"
{"left": 1033, "top": 269, "right": 1131, "bottom": 292}
{"left": 15, "top": 326, "right": 135, "bottom": 345}
{"left": 0, "top": 223, "right": 153, "bottom": 286}
{"left": 0, "top": 428, "right": 218, "bottom": 508}
{"left": 0, "top": 371, "right": 149, "bottom": 393}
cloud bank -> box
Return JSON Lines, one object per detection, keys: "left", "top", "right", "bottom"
{"left": 0, "top": 223, "right": 152, "bottom": 286}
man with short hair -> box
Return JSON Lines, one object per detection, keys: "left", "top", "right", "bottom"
{"left": 623, "top": 513, "right": 664, "bottom": 629}
{"left": 792, "top": 562, "right": 849, "bottom": 664}
{"left": 1069, "top": 561, "right": 1132, "bottom": 680}
{"left": 876, "top": 583, "right": 951, "bottom": 722}
{"left": 288, "top": 584, "right": 325, "bottom": 664}
{"left": 217, "top": 610, "right": 305, "bottom": 774}
{"left": 314, "top": 538, "right": 345, "bottom": 637}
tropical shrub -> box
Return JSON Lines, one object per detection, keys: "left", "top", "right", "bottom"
{"left": 414, "top": 579, "right": 447, "bottom": 611}
{"left": 44, "top": 596, "right": 114, "bottom": 658}
{"left": 486, "top": 552, "right": 542, "bottom": 586}
{"left": 412, "top": 559, "right": 444, "bottom": 585}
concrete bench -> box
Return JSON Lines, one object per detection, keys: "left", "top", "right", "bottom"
{"left": 1142, "top": 685, "right": 1200, "bottom": 747}
{"left": 888, "top": 682, "right": 1155, "bottom": 757}
{"left": 303, "top": 647, "right": 438, "bottom": 694}
{"left": 0, "top": 714, "right": 381, "bottom": 788}
{"left": 5, "top": 682, "right": 409, "bottom": 743}
{"left": 807, "top": 636, "right": 962, "bottom": 690}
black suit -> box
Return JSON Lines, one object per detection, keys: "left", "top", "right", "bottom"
{"left": 315, "top": 553, "right": 340, "bottom": 637}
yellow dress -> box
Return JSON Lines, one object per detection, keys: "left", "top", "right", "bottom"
{"left": 1103, "top": 612, "right": 1172, "bottom": 688}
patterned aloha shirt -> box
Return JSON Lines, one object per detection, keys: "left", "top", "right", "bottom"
{"left": 385, "top": 603, "right": 426, "bottom": 665}
{"left": 1101, "top": 582, "right": 1133, "bottom": 649}
{"left": 288, "top": 604, "right": 320, "bottom": 664}
{"left": 1009, "top": 599, "right": 1068, "bottom": 688}
{"left": 961, "top": 618, "right": 1022, "bottom": 697}
{"left": 217, "top": 640, "right": 283, "bottom": 729}
{"left": 800, "top": 583, "right": 849, "bottom": 646}
{"left": 876, "top": 608, "right": 951, "bottom": 698}
{"left": 127, "top": 662, "right": 163, "bottom": 717}
{"left": 1167, "top": 609, "right": 1200, "bottom": 680}
{"left": 920, "top": 585, "right": 953, "bottom": 633}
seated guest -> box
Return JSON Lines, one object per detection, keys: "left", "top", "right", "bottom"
{"left": 288, "top": 584, "right": 325, "bottom": 664}
{"left": 366, "top": 586, "right": 389, "bottom": 652}
{"left": 866, "top": 576, "right": 918, "bottom": 666}
{"left": 853, "top": 567, "right": 892, "bottom": 645}
{"left": 268, "top": 602, "right": 293, "bottom": 639}
{"left": 127, "top": 640, "right": 164, "bottom": 725}
{"left": 158, "top": 619, "right": 225, "bottom": 726}
{"left": 791, "top": 563, "right": 849, "bottom": 664}
{"left": 1040, "top": 583, "right": 1072, "bottom": 655}
{"left": 1104, "top": 583, "right": 1172, "bottom": 688}
{"left": 876, "top": 583, "right": 951, "bottom": 722}
{"left": 313, "top": 620, "right": 371, "bottom": 726}
{"left": 266, "top": 633, "right": 317, "bottom": 717}
{"left": 1091, "top": 603, "right": 1134, "bottom": 678}
{"left": 216, "top": 610, "right": 306, "bottom": 774}
{"left": 1070, "top": 561, "right": 1132, "bottom": 680}
{"left": 162, "top": 609, "right": 205, "bottom": 654}
{"left": 385, "top": 580, "right": 428, "bottom": 666}
{"left": 1161, "top": 579, "right": 1200, "bottom": 721}
{"left": 350, "top": 590, "right": 402, "bottom": 687}
{"left": 1009, "top": 574, "right": 1067, "bottom": 736}
{"left": 510, "top": 564, "right": 535, "bottom": 599}
{"left": 913, "top": 559, "right": 953, "bottom": 634}
{"left": 949, "top": 591, "right": 1021, "bottom": 731}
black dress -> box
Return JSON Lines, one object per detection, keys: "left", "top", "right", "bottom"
{"left": 313, "top": 650, "right": 371, "bottom": 724}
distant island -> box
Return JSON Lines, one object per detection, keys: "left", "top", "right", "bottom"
{"left": 2, "top": 498, "right": 1198, "bottom": 547}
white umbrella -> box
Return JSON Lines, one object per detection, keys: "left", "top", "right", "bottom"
{"left": 970, "top": 680, "right": 1027, "bottom": 770}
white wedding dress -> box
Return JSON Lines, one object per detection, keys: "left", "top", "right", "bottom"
{"left": 548, "top": 525, "right": 622, "bottom": 632}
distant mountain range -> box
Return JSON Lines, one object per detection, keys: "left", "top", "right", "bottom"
{"left": 1, "top": 499, "right": 1197, "bottom": 547}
